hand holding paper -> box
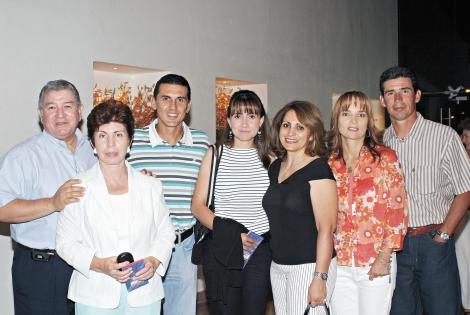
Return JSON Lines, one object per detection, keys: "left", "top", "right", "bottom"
{"left": 124, "top": 259, "right": 149, "bottom": 292}
{"left": 242, "top": 230, "right": 264, "bottom": 268}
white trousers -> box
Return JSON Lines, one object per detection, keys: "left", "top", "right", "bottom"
{"left": 270, "top": 258, "right": 336, "bottom": 315}
{"left": 456, "top": 212, "right": 470, "bottom": 309}
{"left": 330, "top": 254, "right": 397, "bottom": 315}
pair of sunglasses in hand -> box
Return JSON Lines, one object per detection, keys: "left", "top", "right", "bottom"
{"left": 303, "top": 303, "right": 330, "bottom": 315}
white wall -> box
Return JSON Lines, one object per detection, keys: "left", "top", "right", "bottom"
{"left": 0, "top": 1, "right": 397, "bottom": 313}
{"left": 238, "top": 84, "right": 269, "bottom": 111}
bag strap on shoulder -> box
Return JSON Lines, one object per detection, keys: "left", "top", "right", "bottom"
{"left": 206, "top": 144, "right": 223, "bottom": 211}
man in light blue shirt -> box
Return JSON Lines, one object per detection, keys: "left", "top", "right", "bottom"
{"left": 0, "top": 80, "right": 96, "bottom": 315}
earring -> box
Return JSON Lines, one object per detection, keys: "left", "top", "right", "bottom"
{"left": 365, "top": 129, "right": 371, "bottom": 138}
{"left": 256, "top": 130, "right": 262, "bottom": 143}
{"left": 93, "top": 148, "right": 97, "bottom": 155}
{"left": 228, "top": 130, "right": 233, "bottom": 141}
{"left": 127, "top": 147, "right": 130, "bottom": 153}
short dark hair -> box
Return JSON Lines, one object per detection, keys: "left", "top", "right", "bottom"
{"left": 458, "top": 117, "right": 470, "bottom": 133}
{"left": 87, "top": 99, "right": 135, "bottom": 146}
{"left": 271, "top": 100, "right": 327, "bottom": 160}
{"left": 223, "top": 90, "right": 271, "bottom": 169}
{"left": 153, "top": 74, "right": 191, "bottom": 101}
{"left": 38, "top": 79, "right": 81, "bottom": 108}
{"left": 379, "top": 66, "right": 419, "bottom": 95}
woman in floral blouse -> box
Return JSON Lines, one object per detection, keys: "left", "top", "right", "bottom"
{"left": 327, "top": 91, "right": 407, "bottom": 315}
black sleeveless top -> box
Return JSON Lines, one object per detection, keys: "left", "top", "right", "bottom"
{"left": 262, "top": 158, "right": 336, "bottom": 265}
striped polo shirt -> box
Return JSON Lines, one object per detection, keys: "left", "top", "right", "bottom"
{"left": 383, "top": 113, "right": 470, "bottom": 227}
{"left": 128, "top": 119, "right": 209, "bottom": 233}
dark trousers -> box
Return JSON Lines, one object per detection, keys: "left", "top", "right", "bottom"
{"left": 12, "top": 244, "right": 74, "bottom": 315}
{"left": 390, "top": 232, "right": 462, "bottom": 315}
{"left": 206, "top": 242, "right": 272, "bottom": 315}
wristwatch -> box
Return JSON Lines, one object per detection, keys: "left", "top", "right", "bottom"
{"left": 436, "top": 230, "right": 451, "bottom": 241}
{"left": 313, "top": 271, "right": 328, "bottom": 281}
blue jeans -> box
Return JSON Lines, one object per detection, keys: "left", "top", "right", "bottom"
{"left": 162, "top": 234, "right": 197, "bottom": 315}
{"left": 390, "top": 232, "right": 461, "bottom": 315}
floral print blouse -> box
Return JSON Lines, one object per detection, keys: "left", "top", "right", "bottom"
{"left": 328, "top": 145, "right": 408, "bottom": 267}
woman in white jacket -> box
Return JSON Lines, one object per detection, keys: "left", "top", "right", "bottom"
{"left": 56, "top": 100, "right": 175, "bottom": 315}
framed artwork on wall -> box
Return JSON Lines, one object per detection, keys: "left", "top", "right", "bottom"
{"left": 93, "top": 61, "right": 169, "bottom": 128}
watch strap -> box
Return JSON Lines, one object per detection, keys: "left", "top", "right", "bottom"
{"left": 313, "top": 271, "right": 328, "bottom": 281}
{"left": 436, "top": 230, "right": 451, "bottom": 240}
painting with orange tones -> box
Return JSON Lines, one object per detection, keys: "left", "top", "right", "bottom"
{"left": 215, "top": 86, "right": 233, "bottom": 144}
{"left": 93, "top": 82, "right": 155, "bottom": 128}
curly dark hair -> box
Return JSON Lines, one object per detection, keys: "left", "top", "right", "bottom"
{"left": 87, "top": 99, "right": 135, "bottom": 146}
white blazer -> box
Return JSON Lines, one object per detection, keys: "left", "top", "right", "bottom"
{"left": 56, "top": 162, "right": 175, "bottom": 308}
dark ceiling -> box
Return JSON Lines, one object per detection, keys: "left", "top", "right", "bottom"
{"left": 398, "top": 0, "right": 469, "bottom": 129}
{"left": 398, "top": 0, "right": 470, "bottom": 91}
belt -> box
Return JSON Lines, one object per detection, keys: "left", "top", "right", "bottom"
{"left": 16, "top": 242, "right": 56, "bottom": 262}
{"left": 407, "top": 224, "right": 442, "bottom": 237}
{"left": 175, "top": 228, "right": 193, "bottom": 244}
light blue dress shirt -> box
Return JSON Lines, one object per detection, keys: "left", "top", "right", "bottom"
{"left": 0, "top": 129, "right": 96, "bottom": 249}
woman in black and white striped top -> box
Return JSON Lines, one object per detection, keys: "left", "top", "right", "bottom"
{"left": 214, "top": 145, "right": 270, "bottom": 235}
{"left": 192, "top": 90, "right": 272, "bottom": 315}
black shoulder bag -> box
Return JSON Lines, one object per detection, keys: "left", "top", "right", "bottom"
{"left": 191, "top": 145, "right": 223, "bottom": 264}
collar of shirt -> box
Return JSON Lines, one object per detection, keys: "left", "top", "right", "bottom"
{"left": 42, "top": 129, "right": 88, "bottom": 152}
{"left": 329, "top": 145, "right": 374, "bottom": 174}
{"left": 148, "top": 119, "right": 193, "bottom": 146}
{"left": 389, "top": 112, "right": 425, "bottom": 141}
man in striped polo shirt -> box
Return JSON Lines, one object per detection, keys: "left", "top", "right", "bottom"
{"left": 128, "top": 74, "right": 209, "bottom": 315}
{"left": 380, "top": 66, "right": 470, "bottom": 315}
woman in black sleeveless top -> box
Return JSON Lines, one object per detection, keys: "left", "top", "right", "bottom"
{"left": 263, "top": 101, "right": 338, "bottom": 315}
